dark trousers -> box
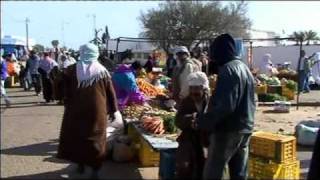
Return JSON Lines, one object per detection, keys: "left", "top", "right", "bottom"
{"left": 203, "top": 133, "right": 251, "bottom": 180}
{"left": 41, "top": 76, "right": 53, "bottom": 102}
{"left": 308, "top": 130, "right": 320, "bottom": 180}
{"left": 31, "top": 74, "right": 42, "bottom": 94}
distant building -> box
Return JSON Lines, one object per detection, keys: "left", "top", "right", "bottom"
{"left": 249, "top": 29, "right": 280, "bottom": 47}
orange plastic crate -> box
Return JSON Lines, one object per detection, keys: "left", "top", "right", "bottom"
{"left": 250, "top": 131, "right": 296, "bottom": 163}
{"left": 249, "top": 156, "right": 300, "bottom": 179}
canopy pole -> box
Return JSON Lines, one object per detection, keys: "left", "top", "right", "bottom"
{"left": 296, "top": 41, "right": 303, "bottom": 110}
{"left": 115, "top": 38, "right": 120, "bottom": 62}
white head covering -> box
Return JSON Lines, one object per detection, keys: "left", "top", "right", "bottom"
{"left": 11, "top": 53, "right": 17, "bottom": 61}
{"left": 259, "top": 53, "right": 273, "bottom": 75}
{"left": 175, "top": 46, "right": 190, "bottom": 56}
{"left": 187, "top": 71, "right": 209, "bottom": 90}
{"left": 76, "top": 43, "right": 110, "bottom": 88}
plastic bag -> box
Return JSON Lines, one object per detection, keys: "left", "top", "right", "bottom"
{"left": 309, "top": 75, "right": 316, "bottom": 85}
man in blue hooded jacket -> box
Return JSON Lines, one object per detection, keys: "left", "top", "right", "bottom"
{"left": 198, "top": 34, "right": 256, "bottom": 180}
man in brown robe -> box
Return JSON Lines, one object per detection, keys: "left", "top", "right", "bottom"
{"left": 175, "top": 71, "right": 210, "bottom": 179}
{"left": 57, "top": 43, "right": 118, "bottom": 179}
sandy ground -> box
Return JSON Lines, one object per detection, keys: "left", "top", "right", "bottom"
{"left": 1, "top": 88, "right": 318, "bottom": 179}
{"left": 255, "top": 106, "right": 320, "bottom": 134}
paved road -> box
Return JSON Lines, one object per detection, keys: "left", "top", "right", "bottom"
{"left": 1, "top": 88, "right": 158, "bottom": 179}
{"left": 0, "top": 88, "right": 315, "bottom": 179}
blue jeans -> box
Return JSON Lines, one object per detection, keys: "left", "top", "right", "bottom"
{"left": 299, "top": 71, "right": 310, "bottom": 92}
{"left": 203, "top": 133, "right": 251, "bottom": 180}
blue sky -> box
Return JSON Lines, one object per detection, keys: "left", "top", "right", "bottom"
{"left": 2, "top": 1, "right": 320, "bottom": 49}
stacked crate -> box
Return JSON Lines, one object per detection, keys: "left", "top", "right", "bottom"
{"left": 249, "top": 131, "right": 300, "bottom": 179}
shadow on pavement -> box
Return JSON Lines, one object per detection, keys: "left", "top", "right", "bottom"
{"left": 1, "top": 139, "right": 59, "bottom": 156}
{"left": 1, "top": 103, "right": 62, "bottom": 109}
{"left": 4, "top": 164, "right": 76, "bottom": 179}
{"left": 4, "top": 161, "right": 145, "bottom": 179}
{"left": 263, "top": 110, "right": 290, "bottom": 114}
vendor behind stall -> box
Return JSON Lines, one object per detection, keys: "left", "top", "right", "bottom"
{"left": 175, "top": 71, "right": 210, "bottom": 179}
{"left": 112, "top": 62, "right": 146, "bottom": 110}
{"left": 259, "top": 53, "right": 278, "bottom": 76}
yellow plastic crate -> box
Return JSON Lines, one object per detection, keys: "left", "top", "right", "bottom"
{"left": 282, "top": 86, "right": 295, "bottom": 100}
{"left": 250, "top": 131, "right": 296, "bottom": 163}
{"left": 249, "top": 156, "right": 300, "bottom": 179}
{"left": 255, "top": 84, "right": 267, "bottom": 94}
{"left": 127, "top": 124, "right": 141, "bottom": 158}
{"left": 138, "top": 136, "right": 160, "bottom": 167}
{"left": 128, "top": 124, "right": 140, "bottom": 144}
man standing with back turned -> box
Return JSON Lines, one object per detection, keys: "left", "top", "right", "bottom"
{"left": 198, "top": 34, "right": 256, "bottom": 180}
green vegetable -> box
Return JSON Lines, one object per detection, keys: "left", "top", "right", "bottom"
{"left": 266, "top": 77, "right": 281, "bottom": 86}
{"left": 163, "top": 115, "right": 177, "bottom": 134}
{"left": 265, "top": 93, "right": 288, "bottom": 102}
{"left": 285, "top": 80, "right": 297, "bottom": 92}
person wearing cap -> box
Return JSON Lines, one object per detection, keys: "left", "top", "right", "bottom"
{"left": 172, "top": 46, "right": 200, "bottom": 105}
{"left": 175, "top": 71, "right": 210, "bottom": 179}
{"left": 57, "top": 43, "right": 118, "bottom": 179}
{"left": 198, "top": 34, "right": 255, "bottom": 180}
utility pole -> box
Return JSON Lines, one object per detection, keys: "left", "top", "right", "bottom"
{"left": 25, "top": 17, "right": 30, "bottom": 50}
{"left": 61, "top": 21, "right": 69, "bottom": 48}
{"left": 93, "top": 14, "right": 96, "bottom": 33}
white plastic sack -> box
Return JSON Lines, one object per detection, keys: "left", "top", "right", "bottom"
{"left": 309, "top": 75, "right": 316, "bottom": 85}
{"left": 108, "top": 111, "right": 124, "bottom": 129}
{"left": 106, "top": 111, "right": 124, "bottom": 150}
{"left": 296, "top": 121, "right": 320, "bottom": 146}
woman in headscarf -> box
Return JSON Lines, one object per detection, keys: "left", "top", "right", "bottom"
{"left": 175, "top": 71, "right": 210, "bottom": 179}
{"left": 259, "top": 53, "right": 278, "bottom": 76}
{"left": 38, "top": 52, "right": 58, "bottom": 102}
{"left": 57, "top": 43, "right": 118, "bottom": 179}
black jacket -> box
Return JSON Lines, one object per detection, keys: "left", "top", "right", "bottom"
{"left": 199, "top": 34, "right": 256, "bottom": 133}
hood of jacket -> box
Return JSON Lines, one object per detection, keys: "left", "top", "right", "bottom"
{"left": 210, "top": 34, "right": 237, "bottom": 66}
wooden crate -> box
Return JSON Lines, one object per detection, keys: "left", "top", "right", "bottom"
{"left": 250, "top": 131, "right": 296, "bottom": 163}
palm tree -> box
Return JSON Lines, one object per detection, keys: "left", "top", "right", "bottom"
{"left": 290, "top": 31, "right": 306, "bottom": 45}
{"left": 51, "top": 40, "right": 59, "bottom": 48}
{"left": 304, "top": 30, "right": 318, "bottom": 45}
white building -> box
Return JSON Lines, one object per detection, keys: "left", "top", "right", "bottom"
{"left": 249, "top": 29, "right": 280, "bottom": 47}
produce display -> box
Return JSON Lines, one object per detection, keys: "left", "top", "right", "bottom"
{"left": 285, "top": 80, "right": 298, "bottom": 92}
{"left": 162, "top": 115, "right": 177, "bottom": 134}
{"left": 266, "top": 77, "right": 281, "bottom": 86}
{"left": 136, "top": 78, "right": 166, "bottom": 97}
{"left": 257, "top": 74, "right": 269, "bottom": 83}
{"left": 122, "top": 105, "right": 152, "bottom": 119}
{"left": 278, "top": 69, "right": 297, "bottom": 76}
{"left": 264, "top": 93, "right": 287, "bottom": 102}
{"left": 141, "top": 116, "right": 165, "bottom": 135}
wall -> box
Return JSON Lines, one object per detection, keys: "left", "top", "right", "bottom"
{"left": 243, "top": 45, "right": 320, "bottom": 70}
